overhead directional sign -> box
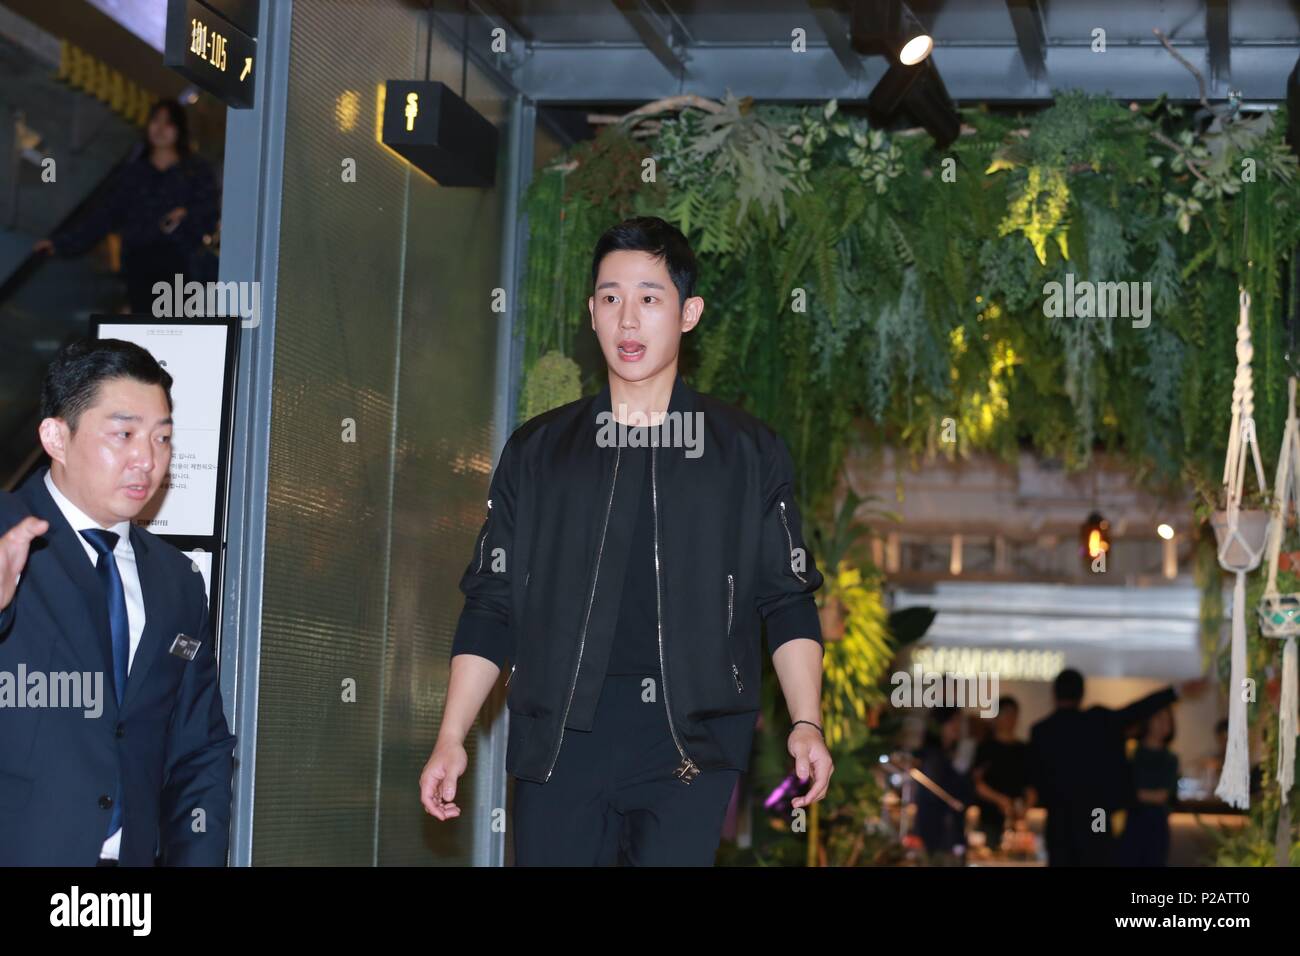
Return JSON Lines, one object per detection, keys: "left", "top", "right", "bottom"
{"left": 381, "top": 81, "right": 499, "bottom": 187}
{"left": 164, "top": 0, "right": 257, "bottom": 109}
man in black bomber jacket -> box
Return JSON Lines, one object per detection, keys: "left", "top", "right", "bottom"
{"left": 420, "top": 216, "right": 832, "bottom": 865}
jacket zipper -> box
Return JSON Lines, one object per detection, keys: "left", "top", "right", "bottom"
{"left": 544, "top": 447, "right": 621, "bottom": 782}
{"left": 778, "top": 500, "right": 808, "bottom": 584}
{"left": 727, "top": 572, "right": 743, "bottom": 692}
{"left": 475, "top": 498, "right": 493, "bottom": 572}
{"left": 654, "top": 445, "right": 701, "bottom": 783}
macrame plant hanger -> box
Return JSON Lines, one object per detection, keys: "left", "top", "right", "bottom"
{"left": 1216, "top": 288, "right": 1268, "bottom": 810}
{"left": 1258, "top": 375, "right": 1300, "bottom": 804}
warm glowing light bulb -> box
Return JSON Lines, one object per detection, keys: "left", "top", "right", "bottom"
{"left": 1157, "top": 523, "right": 1175, "bottom": 540}
{"left": 1087, "top": 530, "right": 1108, "bottom": 558}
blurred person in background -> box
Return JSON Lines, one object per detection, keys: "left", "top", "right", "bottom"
{"left": 972, "top": 695, "right": 1033, "bottom": 850}
{"left": 1028, "top": 669, "right": 1205, "bottom": 866}
{"left": 33, "top": 99, "right": 220, "bottom": 313}
{"left": 1117, "top": 705, "right": 1179, "bottom": 866}
{"left": 912, "top": 706, "right": 975, "bottom": 860}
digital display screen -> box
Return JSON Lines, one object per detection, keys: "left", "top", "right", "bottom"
{"left": 163, "top": 0, "right": 257, "bottom": 109}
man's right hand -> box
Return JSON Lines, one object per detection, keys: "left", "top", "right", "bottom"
{"left": 0, "top": 517, "right": 48, "bottom": 611}
{"left": 419, "top": 738, "right": 468, "bottom": 821}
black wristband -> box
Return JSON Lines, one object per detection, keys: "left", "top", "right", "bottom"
{"left": 790, "top": 719, "right": 823, "bottom": 736}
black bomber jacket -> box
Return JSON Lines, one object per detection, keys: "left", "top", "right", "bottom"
{"left": 449, "top": 371, "right": 825, "bottom": 784}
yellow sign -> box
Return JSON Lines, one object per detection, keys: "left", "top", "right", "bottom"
{"left": 189, "top": 17, "right": 229, "bottom": 72}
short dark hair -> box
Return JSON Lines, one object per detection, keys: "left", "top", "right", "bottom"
{"left": 1054, "top": 668, "right": 1085, "bottom": 703}
{"left": 41, "top": 339, "right": 174, "bottom": 431}
{"left": 931, "top": 705, "right": 962, "bottom": 727}
{"left": 590, "top": 216, "right": 698, "bottom": 308}
{"left": 1138, "top": 706, "right": 1176, "bottom": 747}
{"left": 998, "top": 695, "right": 1019, "bottom": 713}
{"left": 146, "top": 99, "right": 191, "bottom": 157}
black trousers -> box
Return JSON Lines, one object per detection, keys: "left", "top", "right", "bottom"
{"left": 123, "top": 239, "right": 191, "bottom": 314}
{"left": 512, "top": 673, "right": 741, "bottom": 866}
{"left": 1117, "top": 805, "right": 1171, "bottom": 866}
{"left": 1044, "top": 805, "right": 1116, "bottom": 866}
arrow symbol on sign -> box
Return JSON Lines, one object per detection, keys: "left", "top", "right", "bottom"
{"left": 240, "top": 57, "right": 252, "bottom": 81}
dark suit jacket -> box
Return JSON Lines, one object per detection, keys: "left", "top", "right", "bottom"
{"left": 1027, "top": 686, "right": 1178, "bottom": 816}
{"left": 0, "top": 468, "right": 236, "bottom": 865}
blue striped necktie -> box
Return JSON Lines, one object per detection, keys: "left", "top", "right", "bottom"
{"left": 80, "top": 528, "right": 127, "bottom": 841}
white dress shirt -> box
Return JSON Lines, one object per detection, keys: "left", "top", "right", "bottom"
{"left": 43, "top": 471, "right": 146, "bottom": 861}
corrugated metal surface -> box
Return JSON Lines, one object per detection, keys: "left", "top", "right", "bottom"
{"left": 376, "top": 27, "right": 508, "bottom": 866}
{"left": 253, "top": 0, "right": 508, "bottom": 865}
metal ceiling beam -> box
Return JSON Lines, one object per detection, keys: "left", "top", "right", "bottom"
{"left": 1206, "top": 0, "right": 1231, "bottom": 93}
{"left": 469, "top": 0, "right": 533, "bottom": 44}
{"left": 808, "top": 0, "right": 862, "bottom": 80}
{"left": 512, "top": 40, "right": 1299, "bottom": 104}
{"left": 429, "top": 4, "right": 526, "bottom": 96}
{"left": 611, "top": 0, "right": 686, "bottom": 81}
{"left": 1005, "top": 0, "right": 1047, "bottom": 85}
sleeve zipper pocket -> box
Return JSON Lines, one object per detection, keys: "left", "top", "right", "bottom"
{"left": 727, "top": 572, "right": 743, "bottom": 692}
{"left": 475, "top": 497, "right": 493, "bottom": 572}
{"left": 778, "top": 500, "right": 808, "bottom": 584}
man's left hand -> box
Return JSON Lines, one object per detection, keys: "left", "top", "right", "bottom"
{"left": 788, "top": 724, "right": 833, "bottom": 808}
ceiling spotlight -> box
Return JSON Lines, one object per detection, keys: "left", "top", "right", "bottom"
{"left": 851, "top": 0, "right": 935, "bottom": 66}
{"left": 899, "top": 59, "right": 960, "bottom": 149}
{"left": 854, "top": 1, "right": 957, "bottom": 148}
{"left": 866, "top": 59, "right": 926, "bottom": 120}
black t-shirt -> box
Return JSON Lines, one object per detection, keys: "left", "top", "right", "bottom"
{"left": 1130, "top": 746, "right": 1179, "bottom": 809}
{"left": 584, "top": 428, "right": 761, "bottom": 770}
{"left": 605, "top": 444, "right": 661, "bottom": 676}
{"left": 974, "top": 738, "right": 1030, "bottom": 813}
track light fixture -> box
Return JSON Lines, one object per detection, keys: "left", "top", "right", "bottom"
{"left": 851, "top": 0, "right": 934, "bottom": 66}
{"left": 853, "top": 1, "right": 959, "bottom": 149}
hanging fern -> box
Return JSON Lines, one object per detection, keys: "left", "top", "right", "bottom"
{"left": 520, "top": 91, "right": 1300, "bottom": 519}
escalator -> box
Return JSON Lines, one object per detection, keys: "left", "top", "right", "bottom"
{"left": 0, "top": 20, "right": 149, "bottom": 489}
{"left": 0, "top": 217, "right": 130, "bottom": 489}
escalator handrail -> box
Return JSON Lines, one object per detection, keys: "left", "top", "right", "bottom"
{"left": 0, "top": 144, "right": 144, "bottom": 490}
{"left": 0, "top": 140, "right": 143, "bottom": 305}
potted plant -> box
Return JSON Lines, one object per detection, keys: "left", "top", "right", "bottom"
{"left": 1189, "top": 466, "right": 1273, "bottom": 572}
{"left": 1209, "top": 492, "right": 1273, "bottom": 571}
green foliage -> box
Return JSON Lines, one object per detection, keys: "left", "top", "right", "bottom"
{"left": 520, "top": 350, "right": 581, "bottom": 421}
{"left": 1208, "top": 815, "right": 1300, "bottom": 867}
{"left": 519, "top": 93, "right": 1300, "bottom": 519}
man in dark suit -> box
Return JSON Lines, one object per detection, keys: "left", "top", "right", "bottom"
{"left": 0, "top": 338, "right": 235, "bottom": 866}
{"left": 1027, "top": 668, "right": 1204, "bottom": 866}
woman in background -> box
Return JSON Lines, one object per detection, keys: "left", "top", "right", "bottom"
{"left": 1118, "top": 704, "right": 1179, "bottom": 866}
{"left": 912, "top": 707, "right": 975, "bottom": 861}
{"left": 34, "top": 99, "right": 219, "bottom": 313}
